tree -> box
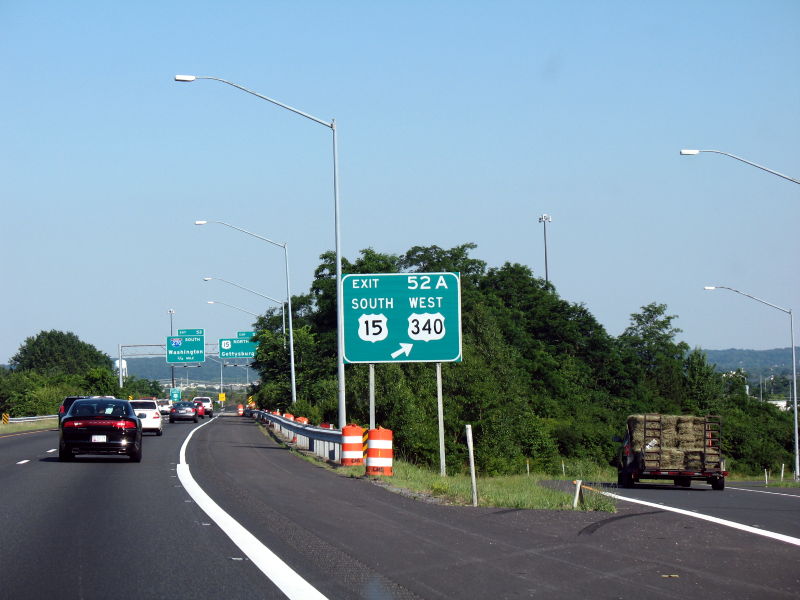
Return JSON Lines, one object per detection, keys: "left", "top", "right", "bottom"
{"left": 10, "top": 330, "right": 112, "bottom": 375}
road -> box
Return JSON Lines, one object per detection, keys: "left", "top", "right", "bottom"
{"left": 605, "top": 478, "right": 800, "bottom": 540}
{"left": 1, "top": 414, "right": 798, "bottom": 599}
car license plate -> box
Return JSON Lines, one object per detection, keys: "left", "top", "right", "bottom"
{"left": 92, "top": 435, "right": 107, "bottom": 443}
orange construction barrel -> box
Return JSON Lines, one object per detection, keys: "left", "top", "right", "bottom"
{"left": 237, "top": 404, "right": 244, "bottom": 416}
{"left": 341, "top": 424, "right": 365, "bottom": 466}
{"left": 365, "top": 428, "right": 393, "bottom": 476}
{"left": 296, "top": 416, "right": 309, "bottom": 425}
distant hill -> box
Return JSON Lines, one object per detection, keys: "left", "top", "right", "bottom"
{"left": 124, "top": 356, "right": 256, "bottom": 386}
{"left": 701, "top": 347, "right": 797, "bottom": 377}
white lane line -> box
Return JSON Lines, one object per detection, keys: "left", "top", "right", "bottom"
{"left": 178, "top": 416, "right": 327, "bottom": 600}
{"left": 604, "top": 490, "right": 800, "bottom": 547}
{"left": 16, "top": 460, "right": 30, "bottom": 465}
{"left": 46, "top": 449, "right": 57, "bottom": 453}
{"left": 728, "top": 486, "right": 800, "bottom": 498}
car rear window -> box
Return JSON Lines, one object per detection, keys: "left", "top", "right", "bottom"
{"left": 131, "top": 401, "right": 158, "bottom": 410}
{"left": 70, "top": 400, "right": 131, "bottom": 417}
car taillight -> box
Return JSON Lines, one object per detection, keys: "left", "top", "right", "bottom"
{"left": 59, "top": 406, "right": 65, "bottom": 414}
{"left": 118, "top": 420, "right": 138, "bottom": 429}
{"left": 63, "top": 420, "right": 83, "bottom": 428}
{"left": 171, "top": 408, "right": 176, "bottom": 413}
{"left": 152, "top": 413, "right": 159, "bottom": 418}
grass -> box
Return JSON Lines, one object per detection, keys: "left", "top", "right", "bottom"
{"left": 0, "top": 419, "right": 58, "bottom": 435}
{"left": 257, "top": 423, "right": 615, "bottom": 512}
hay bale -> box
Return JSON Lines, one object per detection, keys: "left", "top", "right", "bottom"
{"left": 661, "top": 448, "right": 685, "bottom": 469}
{"left": 684, "top": 451, "right": 705, "bottom": 470}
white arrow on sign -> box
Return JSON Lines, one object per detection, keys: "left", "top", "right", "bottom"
{"left": 390, "top": 343, "right": 413, "bottom": 359}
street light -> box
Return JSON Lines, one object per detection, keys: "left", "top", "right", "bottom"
{"left": 537, "top": 214, "right": 552, "bottom": 284}
{"left": 178, "top": 75, "right": 345, "bottom": 428}
{"left": 196, "top": 220, "right": 297, "bottom": 405}
{"left": 680, "top": 149, "right": 800, "bottom": 185}
{"left": 704, "top": 285, "right": 799, "bottom": 480}
{"left": 203, "top": 277, "right": 286, "bottom": 340}
{"left": 168, "top": 308, "right": 176, "bottom": 388}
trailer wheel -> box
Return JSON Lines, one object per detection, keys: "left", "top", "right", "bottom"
{"left": 675, "top": 477, "right": 691, "bottom": 488}
{"left": 711, "top": 477, "right": 725, "bottom": 491}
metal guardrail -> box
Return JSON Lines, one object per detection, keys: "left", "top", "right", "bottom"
{"left": 7, "top": 414, "right": 58, "bottom": 423}
{"left": 251, "top": 410, "right": 342, "bottom": 463}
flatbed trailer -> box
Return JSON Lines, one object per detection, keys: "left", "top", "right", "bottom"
{"left": 617, "top": 414, "right": 727, "bottom": 490}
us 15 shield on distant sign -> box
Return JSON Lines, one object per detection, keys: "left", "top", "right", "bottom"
{"left": 342, "top": 272, "right": 462, "bottom": 364}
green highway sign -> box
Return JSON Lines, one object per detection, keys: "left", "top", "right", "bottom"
{"left": 237, "top": 331, "right": 256, "bottom": 339}
{"left": 342, "top": 272, "right": 462, "bottom": 364}
{"left": 219, "top": 337, "right": 258, "bottom": 359}
{"left": 166, "top": 335, "right": 205, "bottom": 363}
{"left": 178, "top": 328, "right": 204, "bottom": 336}
{"left": 170, "top": 388, "right": 181, "bottom": 402}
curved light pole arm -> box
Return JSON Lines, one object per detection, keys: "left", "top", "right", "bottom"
{"left": 207, "top": 300, "right": 260, "bottom": 318}
{"left": 204, "top": 277, "right": 286, "bottom": 339}
{"left": 180, "top": 76, "right": 333, "bottom": 129}
{"left": 681, "top": 149, "right": 800, "bottom": 185}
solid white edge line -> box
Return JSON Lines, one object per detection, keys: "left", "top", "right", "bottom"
{"left": 16, "top": 460, "right": 30, "bottom": 465}
{"left": 603, "top": 489, "right": 800, "bottom": 547}
{"left": 178, "top": 416, "right": 327, "bottom": 600}
{"left": 727, "top": 486, "right": 800, "bottom": 498}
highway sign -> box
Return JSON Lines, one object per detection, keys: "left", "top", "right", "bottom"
{"left": 166, "top": 335, "right": 205, "bottom": 363}
{"left": 219, "top": 337, "right": 258, "bottom": 359}
{"left": 342, "top": 272, "right": 462, "bottom": 364}
{"left": 170, "top": 388, "right": 181, "bottom": 402}
{"left": 178, "top": 328, "right": 204, "bottom": 336}
{"left": 237, "top": 331, "right": 256, "bottom": 339}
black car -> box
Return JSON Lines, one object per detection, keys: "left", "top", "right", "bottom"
{"left": 169, "top": 401, "right": 198, "bottom": 423}
{"left": 59, "top": 399, "right": 143, "bottom": 462}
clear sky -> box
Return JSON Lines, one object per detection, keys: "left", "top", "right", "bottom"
{"left": 1, "top": 1, "right": 798, "bottom": 365}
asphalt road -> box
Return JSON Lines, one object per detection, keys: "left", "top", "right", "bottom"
{"left": 604, "top": 478, "right": 800, "bottom": 539}
{"left": 2, "top": 415, "right": 799, "bottom": 599}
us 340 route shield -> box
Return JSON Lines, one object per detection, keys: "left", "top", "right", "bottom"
{"left": 342, "top": 272, "right": 462, "bottom": 364}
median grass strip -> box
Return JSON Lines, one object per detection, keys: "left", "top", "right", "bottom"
{"left": 258, "top": 421, "right": 615, "bottom": 510}
{"left": 0, "top": 419, "right": 58, "bottom": 435}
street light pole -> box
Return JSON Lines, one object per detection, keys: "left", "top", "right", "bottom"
{"left": 207, "top": 300, "right": 260, "bottom": 318}
{"left": 203, "top": 277, "right": 286, "bottom": 341}
{"left": 538, "top": 214, "right": 552, "bottom": 284}
{"left": 196, "top": 221, "right": 297, "bottom": 405}
{"left": 704, "top": 285, "right": 799, "bottom": 480}
{"left": 168, "top": 309, "right": 176, "bottom": 388}
{"left": 178, "top": 74, "right": 345, "bottom": 427}
{"left": 680, "top": 149, "right": 800, "bottom": 185}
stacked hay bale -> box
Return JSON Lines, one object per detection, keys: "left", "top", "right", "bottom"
{"left": 627, "top": 414, "right": 707, "bottom": 470}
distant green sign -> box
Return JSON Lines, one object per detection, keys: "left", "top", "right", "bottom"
{"left": 219, "top": 337, "right": 258, "bottom": 359}
{"left": 237, "top": 331, "right": 256, "bottom": 339}
{"left": 166, "top": 335, "right": 205, "bottom": 363}
{"left": 170, "top": 388, "right": 181, "bottom": 402}
{"left": 178, "top": 328, "right": 204, "bottom": 336}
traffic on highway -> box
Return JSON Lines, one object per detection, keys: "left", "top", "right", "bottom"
{"left": 1, "top": 408, "right": 798, "bottom": 599}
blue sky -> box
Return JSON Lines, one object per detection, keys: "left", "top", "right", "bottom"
{"left": 1, "top": 1, "right": 798, "bottom": 365}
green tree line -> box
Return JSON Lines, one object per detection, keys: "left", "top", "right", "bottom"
{"left": 0, "top": 330, "right": 163, "bottom": 416}
{"left": 250, "top": 244, "right": 796, "bottom": 476}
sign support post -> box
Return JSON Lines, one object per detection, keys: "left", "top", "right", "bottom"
{"left": 437, "top": 362, "right": 446, "bottom": 477}
{"left": 369, "top": 363, "right": 376, "bottom": 430}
